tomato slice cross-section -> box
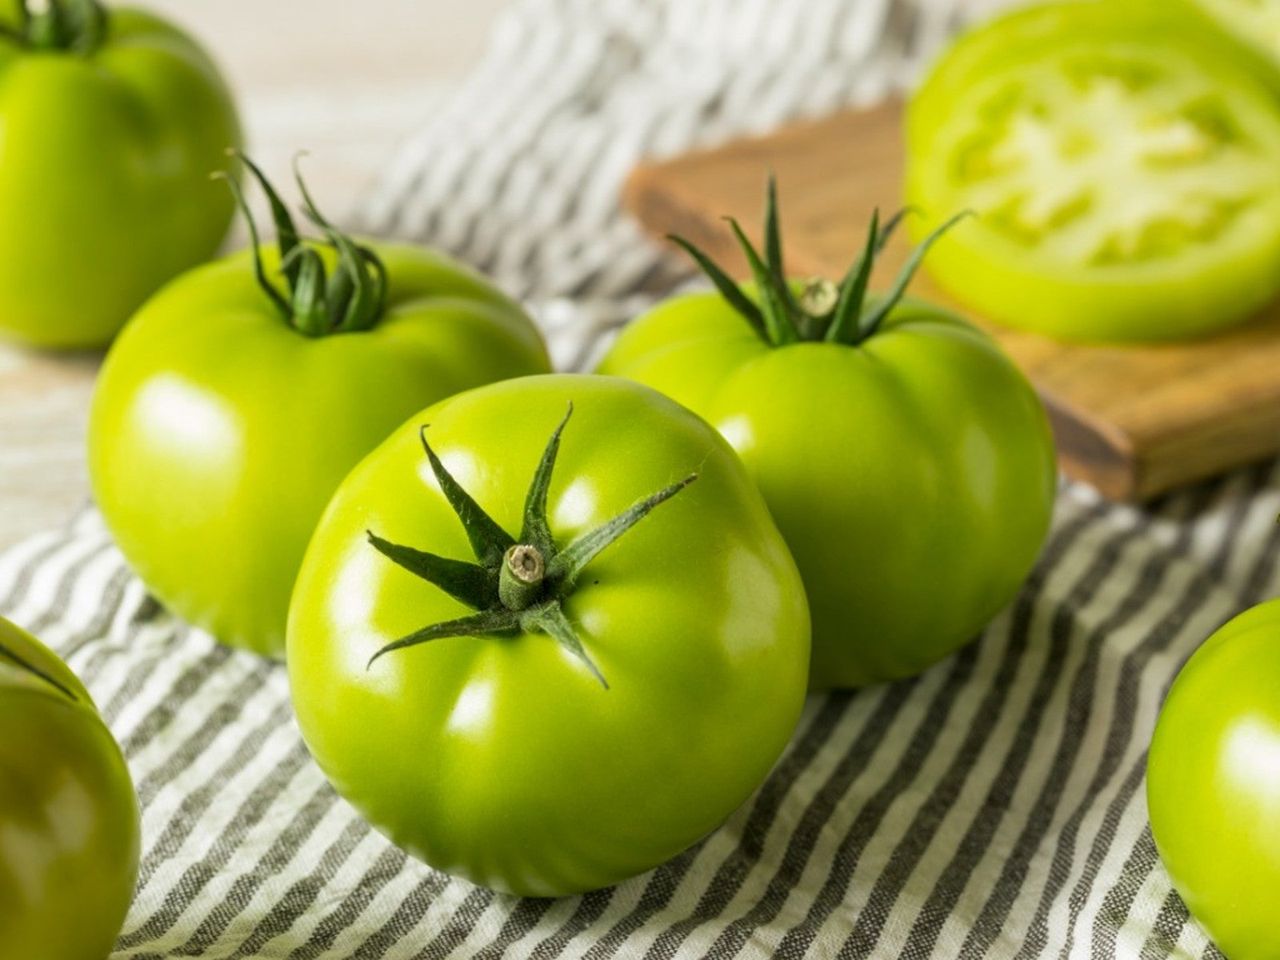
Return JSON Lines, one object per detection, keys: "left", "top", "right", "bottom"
{"left": 907, "top": 1, "right": 1280, "bottom": 341}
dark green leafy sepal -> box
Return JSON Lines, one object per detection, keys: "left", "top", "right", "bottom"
{"left": 671, "top": 175, "right": 970, "bottom": 347}
{"left": 216, "top": 150, "right": 389, "bottom": 338}
{"left": 365, "top": 406, "right": 697, "bottom": 688}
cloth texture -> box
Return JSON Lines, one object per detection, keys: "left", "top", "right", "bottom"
{"left": 0, "top": 0, "right": 1249, "bottom": 956}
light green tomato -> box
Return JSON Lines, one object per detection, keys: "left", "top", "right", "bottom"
{"left": 90, "top": 242, "right": 550, "bottom": 657}
{"left": 0, "top": 617, "right": 140, "bottom": 960}
{"left": 1149, "top": 598, "right": 1280, "bottom": 960}
{"left": 288, "top": 374, "right": 810, "bottom": 896}
{"left": 601, "top": 293, "right": 1055, "bottom": 688}
{"left": 0, "top": 2, "right": 240, "bottom": 348}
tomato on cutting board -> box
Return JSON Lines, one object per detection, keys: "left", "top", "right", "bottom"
{"left": 90, "top": 157, "right": 551, "bottom": 657}
{"left": 1148, "top": 599, "right": 1280, "bottom": 960}
{"left": 0, "top": 0, "right": 240, "bottom": 348}
{"left": 907, "top": 0, "right": 1280, "bottom": 342}
{"left": 0, "top": 617, "right": 140, "bottom": 959}
{"left": 599, "top": 182, "right": 1056, "bottom": 688}
{"left": 287, "top": 374, "right": 810, "bottom": 896}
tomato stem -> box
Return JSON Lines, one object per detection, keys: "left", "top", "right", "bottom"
{"left": 216, "top": 150, "right": 389, "bottom": 338}
{"left": 670, "top": 178, "right": 968, "bottom": 348}
{"left": 363, "top": 405, "right": 697, "bottom": 687}
{"left": 499, "top": 545, "right": 546, "bottom": 610}
{"left": 11, "top": 0, "right": 107, "bottom": 54}
{"left": 0, "top": 640, "right": 79, "bottom": 702}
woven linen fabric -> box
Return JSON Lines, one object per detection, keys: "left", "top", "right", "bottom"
{"left": 0, "top": 0, "right": 1259, "bottom": 956}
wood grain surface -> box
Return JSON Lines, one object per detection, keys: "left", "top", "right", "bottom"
{"left": 625, "top": 100, "right": 1280, "bottom": 502}
{"left": 0, "top": 0, "right": 510, "bottom": 550}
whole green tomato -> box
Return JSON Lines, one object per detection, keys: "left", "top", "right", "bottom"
{"left": 0, "top": 0, "right": 240, "bottom": 348}
{"left": 90, "top": 159, "right": 550, "bottom": 657}
{"left": 0, "top": 616, "right": 140, "bottom": 959}
{"left": 287, "top": 374, "right": 810, "bottom": 896}
{"left": 599, "top": 185, "right": 1056, "bottom": 688}
{"left": 1148, "top": 598, "right": 1280, "bottom": 960}
{"left": 906, "top": 0, "right": 1280, "bottom": 342}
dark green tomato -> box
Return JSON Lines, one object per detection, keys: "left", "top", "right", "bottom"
{"left": 90, "top": 243, "right": 550, "bottom": 657}
{"left": 600, "top": 294, "right": 1055, "bottom": 688}
{"left": 1148, "top": 599, "right": 1280, "bottom": 960}
{"left": 907, "top": 0, "right": 1280, "bottom": 341}
{"left": 0, "top": 3, "right": 240, "bottom": 348}
{"left": 287, "top": 374, "right": 810, "bottom": 896}
{"left": 0, "top": 617, "right": 139, "bottom": 959}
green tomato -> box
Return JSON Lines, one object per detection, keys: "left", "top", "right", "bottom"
{"left": 906, "top": 0, "right": 1280, "bottom": 342}
{"left": 1148, "top": 599, "right": 1280, "bottom": 960}
{"left": 0, "top": 0, "right": 240, "bottom": 348}
{"left": 287, "top": 374, "right": 810, "bottom": 896}
{"left": 91, "top": 164, "right": 550, "bottom": 657}
{"left": 599, "top": 192, "right": 1055, "bottom": 688}
{"left": 0, "top": 617, "right": 140, "bottom": 959}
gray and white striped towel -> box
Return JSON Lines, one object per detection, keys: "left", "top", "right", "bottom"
{"left": 0, "top": 0, "right": 1257, "bottom": 956}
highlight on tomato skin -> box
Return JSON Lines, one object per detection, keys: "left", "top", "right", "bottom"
{"left": 0, "top": 616, "right": 141, "bottom": 960}
{"left": 905, "top": 0, "right": 1280, "bottom": 343}
{"left": 1148, "top": 598, "right": 1280, "bottom": 960}
{"left": 599, "top": 180, "right": 1056, "bottom": 690}
{"left": 286, "top": 374, "right": 811, "bottom": 897}
{"left": 88, "top": 156, "right": 552, "bottom": 659}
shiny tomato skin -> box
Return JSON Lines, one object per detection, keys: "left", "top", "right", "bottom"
{"left": 600, "top": 294, "right": 1055, "bottom": 688}
{"left": 906, "top": 0, "right": 1280, "bottom": 342}
{"left": 0, "top": 8, "right": 240, "bottom": 348}
{"left": 90, "top": 243, "right": 550, "bottom": 657}
{"left": 287, "top": 374, "right": 810, "bottom": 896}
{"left": 1148, "top": 599, "right": 1280, "bottom": 960}
{"left": 0, "top": 617, "right": 140, "bottom": 959}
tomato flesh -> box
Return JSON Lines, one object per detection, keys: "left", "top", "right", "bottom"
{"left": 907, "top": 1, "right": 1280, "bottom": 341}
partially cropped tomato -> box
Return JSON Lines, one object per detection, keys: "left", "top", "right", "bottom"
{"left": 287, "top": 374, "right": 810, "bottom": 896}
{"left": 906, "top": 0, "right": 1280, "bottom": 342}
{"left": 0, "top": 617, "right": 140, "bottom": 959}
{"left": 600, "top": 185, "right": 1055, "bottom": 688}
{"left": 1148, "top": 599, "right": 1280, "bottom": 960}
{"left": 0, "top": 0, "right": 240, "bottom": 348}
{"left": 90, "top": 159, "right": 550, "bottom": 657}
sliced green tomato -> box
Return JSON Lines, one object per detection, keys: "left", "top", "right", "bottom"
{"left": 907, "top": 0, "right": 1280, "bottom": 341}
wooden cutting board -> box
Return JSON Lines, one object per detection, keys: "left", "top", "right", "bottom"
{"left": 623, "top": 100, "right": 1280, "bottom": 502}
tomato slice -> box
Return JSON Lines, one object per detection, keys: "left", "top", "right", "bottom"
{"left": 906, "top": 1, "right": 1280, "bottom": 341}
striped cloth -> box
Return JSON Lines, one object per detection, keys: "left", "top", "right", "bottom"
{"left": 0, "top": 0, "right": 1259, "bottom": 956}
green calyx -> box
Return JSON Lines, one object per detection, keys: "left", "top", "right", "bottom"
{"left": 2, "top": 0, "right": 107, "bottom": 53}
{"left": 215, "top": 151, "right": 388, "bottom": 338}
{"left": 0, "top": 640, "right": 78, "bottom": 702}
{"left": 365, "top": 405, "right": 697, "bottom": 688}
{"left": 670, "top": 176, "right": 969, "bottom": 347}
